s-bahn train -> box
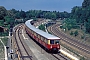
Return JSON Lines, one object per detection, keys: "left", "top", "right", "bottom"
{"left": 25, "top": 20, "right": 60, "bottom": 52}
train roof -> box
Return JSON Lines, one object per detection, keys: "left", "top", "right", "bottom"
{"left": 25, "top": 20, "right": 60, "bottom": 40}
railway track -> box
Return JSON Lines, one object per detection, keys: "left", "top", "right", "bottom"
{"left": 51, "top": 53, "right": 70, "bottom": 60}
{"left": 32, "top": 21, "right": 71, "bottom": 60}
{"left": 13, "top": 23, "right": 70, "bottom": 60}
{"left": 49, "top": 24, "right": 90, "bottom": 58}
{"left": 14, "top": 25, "right": 32, "bottom": 60}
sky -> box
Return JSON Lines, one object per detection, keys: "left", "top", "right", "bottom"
{"left": 0, "top": 0, "right": 83, "bottom": 12}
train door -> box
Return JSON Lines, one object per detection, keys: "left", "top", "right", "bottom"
{"left": 47, "top": 40, "right": 54, "bottom": 49}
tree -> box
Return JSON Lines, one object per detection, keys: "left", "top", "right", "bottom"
{"left": 20, "top": 10, "right": 26, "bottom": 18}
{"left": 71, "top": 6, "right": 82, "bottom": 21}
{"left": 38, "top": 24, "right": 45, "bottom": 31}
{"left": 0, "top": 6, "right": 7, "bottom": 19}
{"left": 80, "top": 57, "right": 85, "bottom": 60}
{"left": 44, "top": 12, "right": 51, "bottom": 19}
{"left": 63, "top": 19, "right": 77, "bottom": 30}
{"left": 82, "top": 0, "right": 90, "bottom": 8}
{"left": 70, "top": 31, "right": 73, "bottom": 35}
{"left": 15, "top": 12, "right": 20, "bottom": 19}
{"left": 51, "top": 13, "right": 56, "bottom": 19}
{"left": 7, "top": 10, "right": 15, "bottom": 18}
{"left": 7, "top": 9, "right": 19, "bottom": 18}
{"left": 11, "top": 9, "right": 17, "bottom": 14}
{"left": 85, "top": 19, "right": 90, "bottom": 33}
{"left": 70, "top": 0, "right": 90, "bottom": 33}
{"left": 4, "top": 16, "right": 14, "bottom": 24}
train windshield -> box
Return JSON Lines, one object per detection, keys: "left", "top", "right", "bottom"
{"left": 50, "top": 40, "right": 59, "bottom": 44}
{"left": 50, "top": 40, "right": 54, "bottom": 44}
{"left": 55, "top": 40, "right": 59, "bottom": 44}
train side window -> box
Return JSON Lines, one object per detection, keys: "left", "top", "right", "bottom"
{"left": 32, "top": 31, "right": 34, "bottom": 34}
{"left": 43, "top": 38, "right": 45, "bottom": 42}
{"left": 43, "top": 37, "right": 45, "bottom": 42}
{"left": 34, "top": 32, "right": 35, "bottom": 36}
{"left": 43, "top": 37, "right": 45, "bottom": 41}
{"left": 50, "top": 40, "right": 54, "bottom": 44}
{"left": 37, "top": 34, "right": 39, "bottom": 38}
{"left": 41, "top": 36, "right": 44, "bottom": 41}
{"left": 45, "top": 39, "right": 47, "bottom": 43}
{"left": 31, "top": 30, "right": 33, "bottom": 34}
{"left": 36, "top": 33, "right": 37, "bottom": 36}
{"left": 41, "top": 36, "right": 43, "bottom": 41}
{"left": 34, "top": 32, "right": 36, "bottom": 36}
{"left": 29, "top": 29, "right": 31, "bottom": 32}
{"left": 38, "top": 35, "right": 40, "bottom": 39}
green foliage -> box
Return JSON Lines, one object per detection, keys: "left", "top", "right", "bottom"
{"left": 0, "top": 6, "right": 7, "bottom": 19}
{"left": 38, "top": 24, "right": 45, "bottom": 31}
{"left": 70, "top": 31, "right": 73, "bottom": 35}
{"left": 0, "top": 32, "right": 8, "bottom": 36}
{"left": 0, "top": 6, "right": 70, "bottom": 27}
{"left": 1, "top": 37, "right": 8, "bottom": 46}
{"left": 81, "top": 35, "right": 84, "bottom": 39}
{"left": 82, "top": 0, "right": 90, "bottom": 8}
{"left": 4, "top": 16, "right": 14, "bottom": 24}
{"left": 80, "top": 56, "right": 85, "bottom": 60}
{"left": 26, "top": 10, "right": 70, "bottom": 19}
{"left": 74, "top": 30, "right": 78, "bottom": 36}
{"left": 0, "top": 20, "right": 4, "bottom": 26}
{"left": 63, "top": 19, "right": 77, "bottom": 30}
{"left": 20, "top": 10, "right": 26, "bottom": 18}
{"left": 85, "top": 19, "right": 90, "bottom": 33}
{"left": 1, "top": 1, "right": 90, "bottom": 35}
{"left": 51, "top": 12, "right": 56, "bottom": 19}
{"left": 70, "top": 0, "right": 90, "bottom": 34}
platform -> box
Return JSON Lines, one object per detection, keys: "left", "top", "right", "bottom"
{"left": 25, "top": 38, "right": 49, "bottom": 60}
{"left": 60, "top": 49, "right": 79, "bottom": 60}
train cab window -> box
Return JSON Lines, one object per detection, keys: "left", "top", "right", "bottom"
{"left": 55, "top": 40, "right": 59, "bottom": 44}
{"left": 50, "top": 40, "right": 54, "bottom": 44}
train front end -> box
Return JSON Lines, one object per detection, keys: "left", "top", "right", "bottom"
{"left": 47, "top": 39, "right": 60, "bottom": 53}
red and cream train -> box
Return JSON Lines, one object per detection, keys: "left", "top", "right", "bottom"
{"left": 25, "top": 20, "right": 60, "bottom": 52}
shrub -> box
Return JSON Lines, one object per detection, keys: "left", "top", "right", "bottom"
{"left": 74, "top": 30, "right": 78, "bottom": 36}
{"left": 70, "top": 31, "right": 73, "bottom": 35}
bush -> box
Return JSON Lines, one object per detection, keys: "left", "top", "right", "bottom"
{"left": 38, "top": 24, "right": 45, "bottom": 31}
{"left": 81, "top": 35, "right": 84, "bottom": 39}
{"left": 80, "top": 56, "right": 85, "bottom": 60}
{"left": 74, "top": 30, "right": 78, "bottom": 36}
{"left": 70, "top": 31, "right": 73, "bottom": 35}
{"left": 1, "top": 37, "right": 8, "bottom": 46}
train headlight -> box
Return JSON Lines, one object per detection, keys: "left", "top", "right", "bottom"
{"left": 57, "top": 46, "right": 59, "bottom": 48}
{"left": 50, "top": 45, "right": 52, "bottom": 48}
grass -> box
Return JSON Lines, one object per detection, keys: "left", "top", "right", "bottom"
{"left": 0, "top": 39, "right": 4, "bottom": 60}
{"left": 59, "top": 26, "right": 90, "bottom": 60}
{"left": 61, "top": 43, "right": 86, "bottom": 60}
{"left": 60, "top": 27, "right": 90, "bottom": 45}
{"left": 0, "top": 37, "right": 8, "bottom": 46}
